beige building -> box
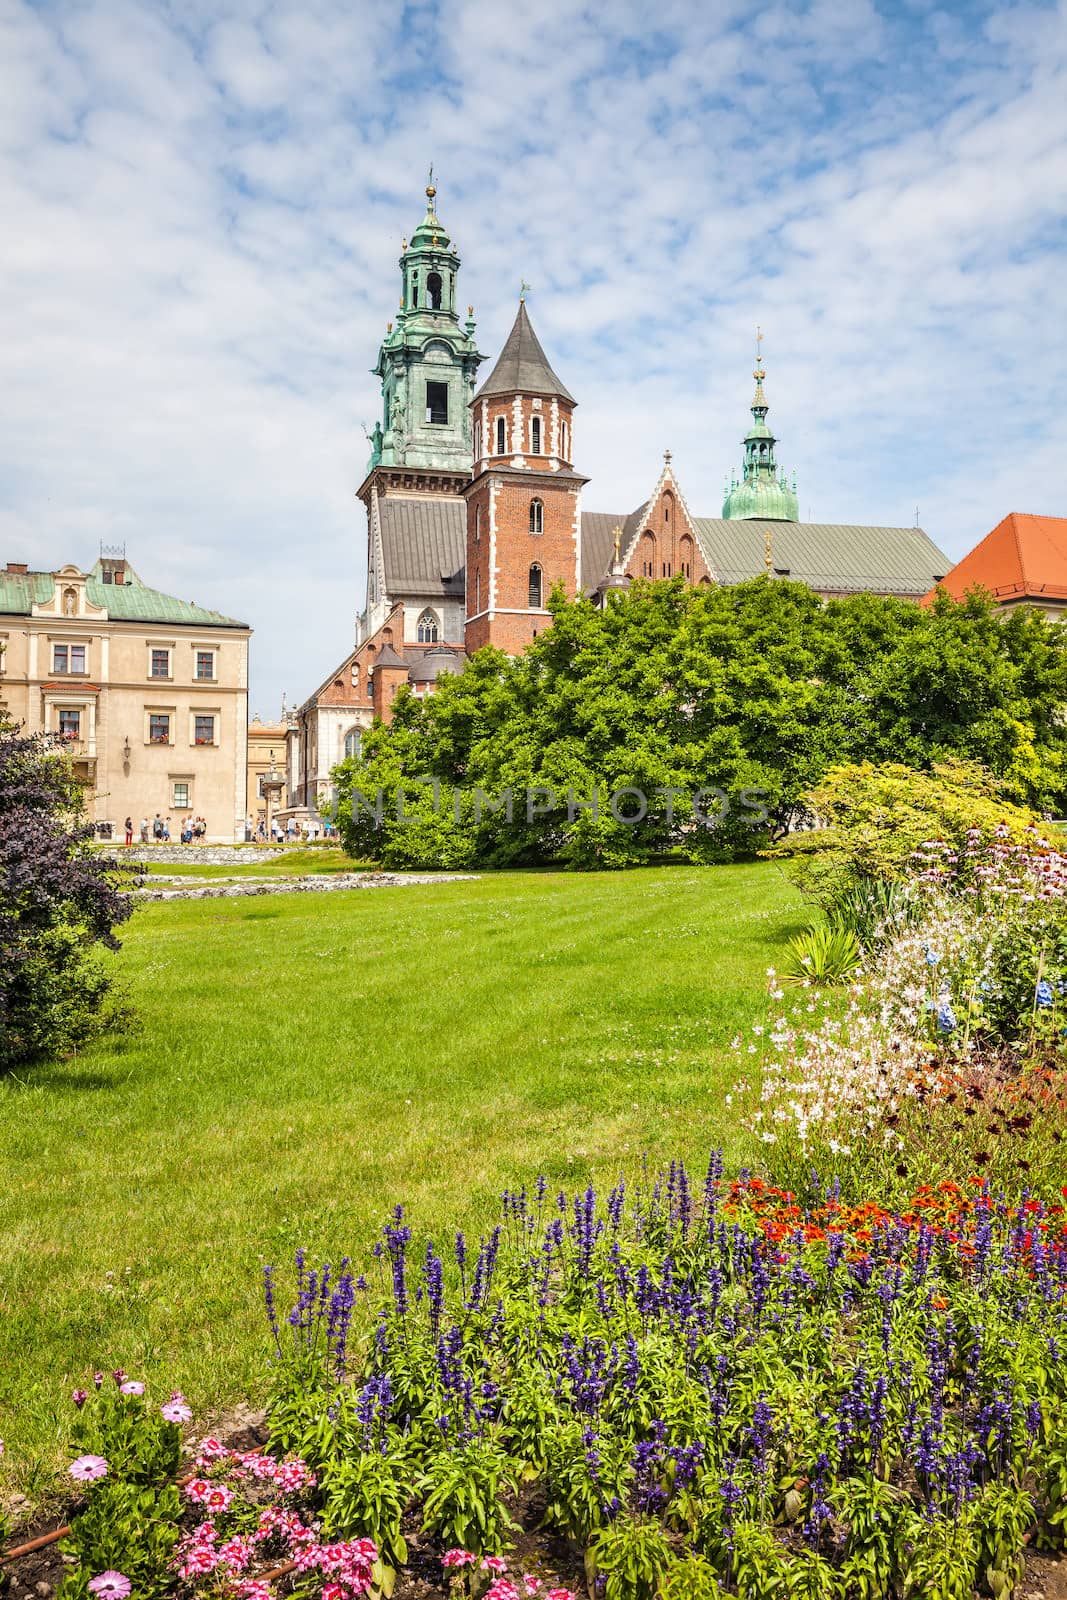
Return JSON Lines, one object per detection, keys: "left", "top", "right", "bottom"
{"left": 0, "top": 554, "right": 250, "bottom": 842}
{"left": 247, "top": 712, "right": 289, "bottom": 831}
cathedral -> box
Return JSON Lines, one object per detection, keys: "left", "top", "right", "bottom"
{"left": 284, "top": 183, "right": 950, "bottom": 816}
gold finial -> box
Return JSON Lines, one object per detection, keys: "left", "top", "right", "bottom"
{"left": 754, "top": 324, "right": 765, "bottom": 381}
{"left": 401, "top": 237, "right": 407, "bottom": 251}
{"left": 399, "top": 296, "right": 404, "bottom": 309}
{"left": 613, "top": 526, "right": 622, "bottom": 562}
{"left": 386, "top": 321, "right": 393, "bottom": 333}
{"left": 432, "top": 231, "right": 438, "bottom": 248}
{"left": 467, "top": 304, "right": 473, "bottom": 317}
{"left": 426, "top": 163, "right": 436, "bottom": 205}
{"left": 764, "top": 528, "right": 773, "bottom": 572}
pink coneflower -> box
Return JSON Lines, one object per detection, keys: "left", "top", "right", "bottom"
{"left": 87, "top": 1573, "right": 131, "bottom": 1598}
{"left": 69, "top": 1454, "right": 108, "bottom": 1482}
{"left": 161, "top": 1400, "right": 192, "bottom": 1423}
{"left": 119, "top": 1380, "right": 145, "bottom": 1396}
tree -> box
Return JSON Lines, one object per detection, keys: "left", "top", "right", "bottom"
{"left": 0, "top": 724, "right": 135, "bottom": 1069}
{"left": 332, "top": 580, "right": 1067, "bottom": 871}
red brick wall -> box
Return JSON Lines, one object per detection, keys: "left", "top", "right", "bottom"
{"left": 473, "top": 397, "right": 576, "bottom": 475}
{"left": 624, "top": 482, "right": 711, "bottom": 584}
{"left": 465, "top": 469, "right": 580, "bottom": 655}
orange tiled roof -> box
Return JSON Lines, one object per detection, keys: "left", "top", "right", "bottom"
{"left": 925, "top": 512, "right": 1067, "bottom": 605}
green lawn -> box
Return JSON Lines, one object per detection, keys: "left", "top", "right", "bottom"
{"left": 0, "top": 864, "right": 803, "bottom": 1501}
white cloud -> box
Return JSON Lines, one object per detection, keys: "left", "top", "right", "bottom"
{"left": 1, "top": 0, "right": 1067, "bottom": 714}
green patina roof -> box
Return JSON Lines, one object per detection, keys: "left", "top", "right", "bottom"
{"left": 0, "top": 562, "right": 248, "bottom": 628}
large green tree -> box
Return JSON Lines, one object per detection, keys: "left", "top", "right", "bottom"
{"left": 333, "top": 579, "right": 1067, "bottom": 870}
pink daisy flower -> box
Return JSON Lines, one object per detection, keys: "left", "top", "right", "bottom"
{"left": 119, "top": 1381, "right": 145, "bottom": 1397}
{"left": 161, "top": 1400, "right": 193, "bottom": 1424}
{"left": 87, "top": 1574, "right": 131, "bottom": 1598}
{"left": 68, "top": 1455, "right": 108, "bottom": 1482}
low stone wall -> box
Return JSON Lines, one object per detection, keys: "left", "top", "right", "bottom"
{"left": 108, "top": 845, "right": 292, "bottom": 867}
{"left": 136, "top": 872, "right": 476, "bottom": 901}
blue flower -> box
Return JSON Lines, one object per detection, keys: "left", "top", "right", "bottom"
{"left": 1037, "top": 980, "right": 1054, "bottom": 1009}
{"left": 937, "top": 1000, "right": 958, "bottom": 1033}
{"left": 924, "top": 949, "right": 940, "bottom": 966}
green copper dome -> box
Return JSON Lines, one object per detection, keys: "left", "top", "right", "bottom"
{"left": 722, "top": 346, "right": 799, "bottom": 522}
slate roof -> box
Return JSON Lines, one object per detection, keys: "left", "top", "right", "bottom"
{"left": 379, "top": 498, "right": 466, "bottom": 597}
{"left": 925, "top": 512, "right": 1067, "bottom": 604}
{"left": 0, "top": 562, "right": 248, "bottom": 627}
{"left": 475, "top": 302, "right": 575, "bottom": 403}
{"left": 690, "top": 519, "right": 949, "bottom": 597}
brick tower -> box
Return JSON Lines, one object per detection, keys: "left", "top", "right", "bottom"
{"left": 464, "top": 298, "right": 587, "bottom": 654}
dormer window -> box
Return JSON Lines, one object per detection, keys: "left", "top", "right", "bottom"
{"left": 531, "top": 416, "right": 542, "bottom": 454}
{"left": 495, "top": 416, "right": 506, "bottom": 455}
{"left": 427, "top": 272, "right": 443, "bottom": 310}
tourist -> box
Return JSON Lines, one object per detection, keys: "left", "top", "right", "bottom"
{"left": 162, "top": 817, "right": 171, "bottom": 842}
{"left": 124, "top": 816, "right": 133, "bottom": 846}
{"left": 152, "top": 813, "right": 163, "bottom": 841}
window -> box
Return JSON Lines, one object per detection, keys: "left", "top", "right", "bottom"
{"left": 351, "top": 662, "right": 360, "bottom": 686}
{"left": 641, "top": 532, "right": 656, "bottom": 578}
{"left": 662, "top": 562, "right": 672, "bottom": 577}
{"left": 417, "top": 609, "right": 439, "bottom": 644}
{"left": 411, "top": 272, "right": 419, "bottom": 307}
{"left": 343, "top": 728, "right": 362, "bottom": 760}
{"left": 531, "top": 416, "right": 542, "bottom": 454}
{"left": 560, "top": 421, "right": 569, "bottom": 459}
{"left": 195, "top": 650, "right": 215, "bottom": 681}
{"left": 475, "top": 504, "right": 481, "bottom": 543}
{"left": 680, "top": 536, "right": 694, "bottom": 580}
{"left": 149, "top": 713, "right": 170, "bottom": 744}
{"left": 58, "top": 709, "right": 81, "bottom": 740}
{"left": 476, "top": 571, "right": 481, "bottom": 612}
{"left": 427, "top": 271, "right": 443, "bottom": 310}
{"left": 495, "top": 416, "right": 506, "bottom": 455}
{"left": 172, "top": 781, "right": 189, "bottom": 808}
{"left": 529, "top": 498, "right": 544, "bottom": 535}
{"left": 194, "top": 714, "right": 215, "bottom": 745}
{"left": 528, "top": 564, "right": 543, "bottom": 608}
{"left": 426, "top": 381, "right": 448, "bottom": 425}
{"left": 664, "top": 495, "right": 672, "bottom": 526}
{"left": 52, "top": 644, "right": 86, "bottom": 674}
{"left": 150, "top": 648, "right": 170, "bottom": 679}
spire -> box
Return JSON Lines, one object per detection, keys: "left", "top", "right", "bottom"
{"left": 476, "top": 300, "right": 575, "bottom": 403}
{"left": 722, "top": 331, "right": 799, "bottom": 522}
{"left": 369, "top": 177, "right": 484, "bottom": 473}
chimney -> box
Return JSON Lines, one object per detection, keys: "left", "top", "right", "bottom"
{"left": 6, "top": 562, "right": 28, "bottom": 574}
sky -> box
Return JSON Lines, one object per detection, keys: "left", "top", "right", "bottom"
{"left": 3, "top": 0, "right": 1067, "bottom": 714}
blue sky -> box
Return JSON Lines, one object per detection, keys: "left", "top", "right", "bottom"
{"left": 3, "top": 0, "right": 1067, "bottom": 713}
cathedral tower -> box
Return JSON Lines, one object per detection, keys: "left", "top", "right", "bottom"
{"left": 464, "top": 299, "right": 587, "bottom": 654}
{"left": 367, "top": 179, "right": 484, "bottom": 474}
{"left": 722, "top": 334, "right": 799, "bottom": 521}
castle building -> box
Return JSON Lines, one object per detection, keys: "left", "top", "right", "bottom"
{"left": 0, "top": 554, "right": 250, "bottom": 841}
{"left": 284, "top": 183, "right": 951, "bottom": 819}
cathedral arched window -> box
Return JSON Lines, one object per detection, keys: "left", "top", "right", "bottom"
{"left": 528, "top": 564, "right": 543, "bottom": 608}
{"left": 427, "top": 272, "right": 443, "bottom": 310}
{"left": 664, "top": 494, "right": 673, "bottom": 526}
{"left": 343, "top": 728, "right": 362, "bottom": 760}
{"left": 679, "top": 535, "right": 694, "bottom": 580}
{"left": 417, "top": 608, "right": 440, "bottom": 644}
{"left": 641, "top": 531, "right": 656, "bottom": 578}
{"left": 529, "top": 498, "right": 544, "bottom": 535}
{"left": 495, "top": 416, "right": 506, "bottom": 455}
{"left": 531, "top": 416, "right": 542, "bottom": 454}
